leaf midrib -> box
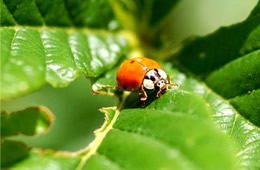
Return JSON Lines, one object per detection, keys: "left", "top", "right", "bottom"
{"left": 75, "top": 109, "right": 120, "bottom": 170}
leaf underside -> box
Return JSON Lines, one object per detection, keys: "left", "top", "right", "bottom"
{"left": 1, "top": 0, "right": 117, "bottom": 28}
{"left": 1, "top": 106, "right": 53, "bottom": 137}
{"left": 0, "top": 27, "right": 128, "bottom": 100}
{"left": 0, "top": 107, "right": 54, "bottom": 168}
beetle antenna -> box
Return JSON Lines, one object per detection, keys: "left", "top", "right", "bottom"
{"left": 167, "top": 83, "right": 178, "bottom": 88}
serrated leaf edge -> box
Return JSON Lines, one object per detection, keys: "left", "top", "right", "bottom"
{"left": 75, "top": 108, "right": 120, "bottom": 170}
{"left": 1, "top": 106, "right": 55, "bottom": 137}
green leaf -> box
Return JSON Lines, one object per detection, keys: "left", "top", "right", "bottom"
{"left": 0, "top": 27, "right": 128, "bottom": 100}
{"left": 92, "top": 60, "right": 260, "bottom": 169}
{"left": 206, "top": 50, "right": 260, "bottom": 99}
{"left": 96, "top": 57, "right": 259, "bottom": 168}
{"left": 109, "top": 0, "right": 180, "bottom": 33}
{"left": 92, "top": 64, "right": 122, "bottom": 95}
{"left": 165, "top": 66, "right": 260, "bottom": 170}
{"left": 230, "top": 89, "right": 260, "bottom": 127}
{"left": 3, "top": 0, "right": 44, "bottom": 26}
{"left": 0, "top": 0, "right": 16, "bottom": 26}
{"left": 165, "top": 2, "right": 260, "bottom": 163}
{"left": 80, "top": 93, "right": 238, "bottom": 170}
{"left": 0, "top": 106, "right": 79, "bottom": 169}
{"left": 0, "top": 0, "right": 128, "bottom": 100}
{"left": 1, "top": 140, "right": 29, "bottom": 168}
{"left": 0, "top": 28, "right": 46, "bottom": 100}
{"left": 6, "top": 88, "right": 239, "bottom": 170}
{"left": 1, "top": 0, "right": 118, "bottom": 28}
{"left": 1, "top": 106, "right": 53, "bottom": 137}
{"left": 172, "top": 0, "right": 260, "bottom": 127}
{"left": 240, "top": 25, "right": 260, "bottom": 54}
{"left": 82, "top": 153, "right": 121, "bottom": 170}
{"left": 172, "top": 0, "right": 260, "bottom": 77}
{"left": 8, "top": 149, "right": 81, "bottom": 170}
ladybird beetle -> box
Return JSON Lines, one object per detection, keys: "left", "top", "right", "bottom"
{"left": 116, "top": 57, "right": 177, "bottom": 107}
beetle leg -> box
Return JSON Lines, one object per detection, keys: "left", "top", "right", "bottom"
{"left": 156, "top": 85, "right": 167, "bottom": 98}
{"left": 167, "top": 75, "right": 178, "bottom": 88}
{"left": 100, "top": 85, "right": 117, "bottom": 89}
{"left": 140, "top": 85, "right": 148, "bottom": 107}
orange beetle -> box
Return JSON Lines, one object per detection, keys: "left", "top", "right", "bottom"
{"left": 117, "top": 57, "right": 177, "bottom": 107}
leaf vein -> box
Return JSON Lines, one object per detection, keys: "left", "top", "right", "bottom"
{"left": 62, "top": 0, "right": 75, "bottom": 25}
{"left": 3, "top": 28, "right": 18, "bottom": 70}
{"left": 32, "top": 0, "right": 46, "bottom": 25}
{"left": 75, "top": 109, "right": 121, "bottom": 170}
{"left": 1, "top": 0, "right": 17, "bottom": 25}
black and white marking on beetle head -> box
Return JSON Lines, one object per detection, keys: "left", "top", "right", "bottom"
{"left": 143, "top": 69, "right": 168, "bottom": 90}
{"left": 154, "top": 79, "right": 167, "bottom": 90}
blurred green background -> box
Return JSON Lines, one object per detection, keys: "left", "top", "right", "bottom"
{"left": 1, "top": 0, "right": 257, "bottom": 152}
{"left": 2, "top": 75, "right": 117, "bottom": 151}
